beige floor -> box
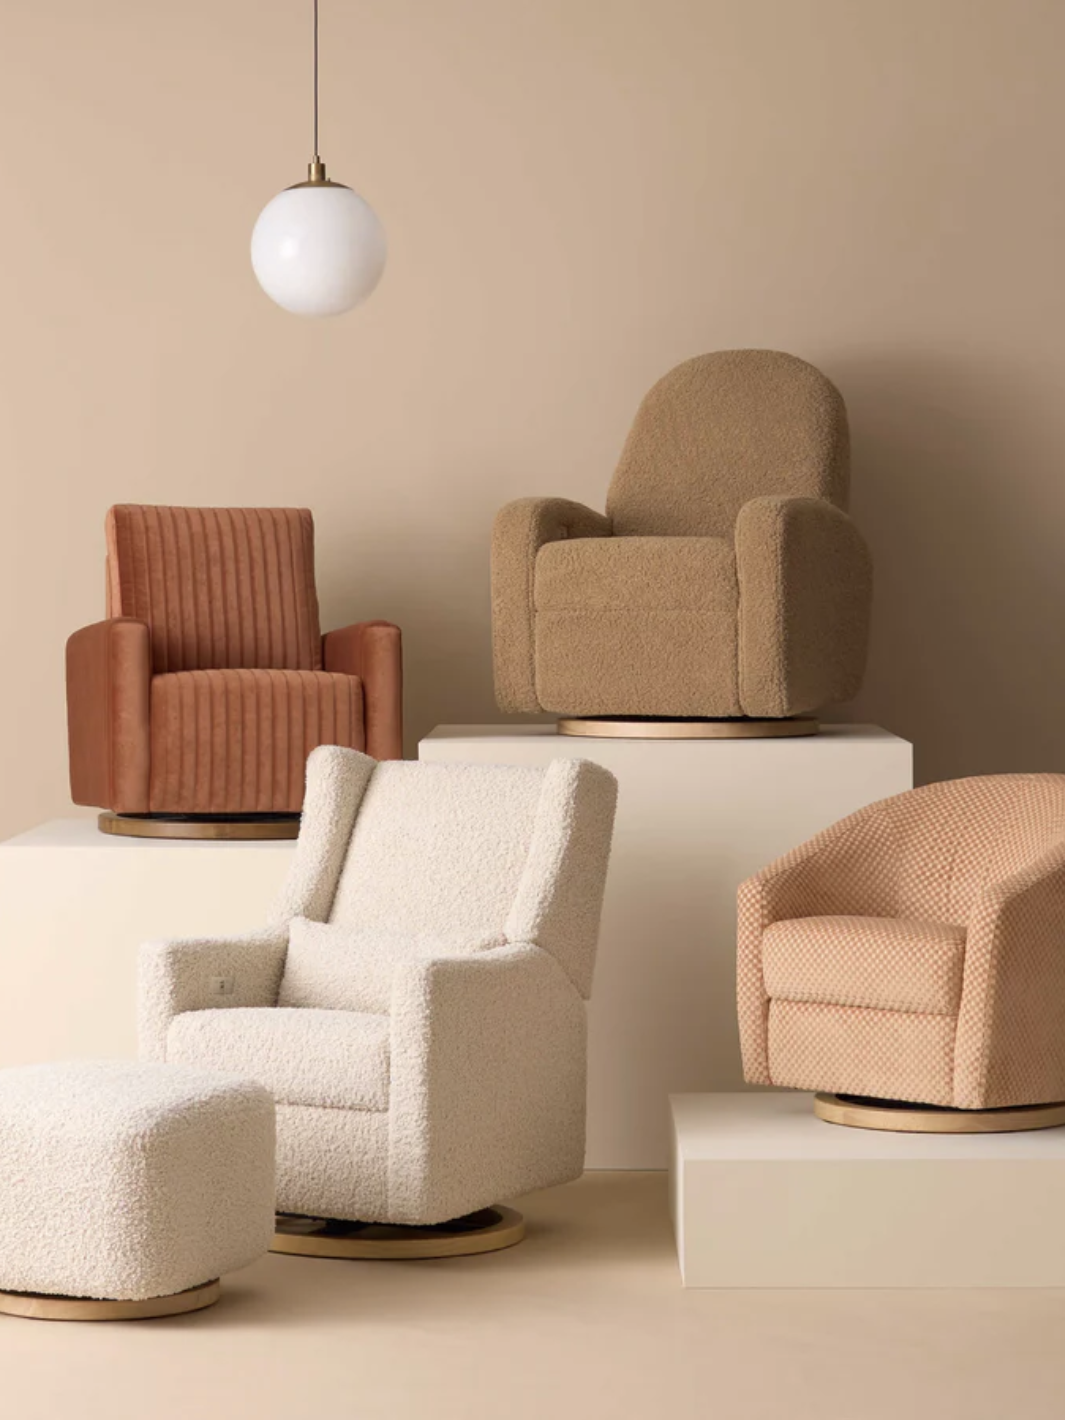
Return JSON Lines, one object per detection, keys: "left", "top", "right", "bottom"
{"left": 3, "top": 1172, "right": 1065, "bottom": 1420}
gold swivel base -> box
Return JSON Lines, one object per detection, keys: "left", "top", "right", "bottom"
{"left": 814, "top": 1093, "right": 1065, "bottom": 1134}
{"left": 557, "top": 717, "right": 819, "bottom": 740}
{"left": 98, "top": 812, "right": 300, "bottom": 841}
{"left": 0, "top": 1278, "right": 220, "bottom": 1322}
{"left": 271, "top": 1206, "right": 525, "bottom": 1260}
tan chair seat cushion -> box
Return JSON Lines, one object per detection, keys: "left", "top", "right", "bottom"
{"left": 535, "top": 535, "right": 734, "bottom": 611}
{"left": 762, "top": 914, "right": 966, "bottom": 1016}
{"left": 167, "top": 1007, "right": 390, "bottom": 1112}
{"left": 149, "top": 668, "right": 364, "bottom": 814}
{"left": 532, "top": 536, "right": 740, "bottom": 717}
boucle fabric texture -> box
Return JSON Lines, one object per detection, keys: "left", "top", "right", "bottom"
{"left": 0, "top": 1060, "right": 275, "bottom": 1302}
{"left": 737, "top": 774, "right": 1065, "bottom": 1108}
{"left": 67, "top": 505, "right": 402, "bottom": 816}
{"left": 277, "top": 916, "right": 505, "bottom": 1014}
{"left": 490, "top": 349, "right": 871, "bottom": 718}
{"left": 138, "top": 746, "right": 618, "bottom": 1225}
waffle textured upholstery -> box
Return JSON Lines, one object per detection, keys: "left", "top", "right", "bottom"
{"left": 0, "top": 1060, "right": 275, "bottom": 1302}
{"left": 491, "top": 350, "right": 872, "bottom": 719}
{"left": 66, "top": 506, "right": 402, "bottom": 816}
{"left": 138, "top": 745, "right": 618, "bottom": 1226}
{"left": 737, "top": 775, "right": 1065, "bottom": 1108}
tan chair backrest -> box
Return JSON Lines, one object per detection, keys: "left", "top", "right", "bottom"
{"left": 605, "top": 350, "right": 849, "bottom": 538}
{"left": 105, "top": 505, "right": 322, "bottom": 675}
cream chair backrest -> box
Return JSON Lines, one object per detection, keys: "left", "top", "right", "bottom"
{"left": 605, "top": 350, "right": 849, "bottom": 539}
{"left": 272, "top": 747, "right": 618, "bottom": 998}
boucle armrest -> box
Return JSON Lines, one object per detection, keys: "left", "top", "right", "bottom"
{"left": 387, "top": 942, "right": 587, "bottom": 1224}
{"left": 735, "top": 495, "right": 872, "bottom": 717}
{"left": 955, "top": 841, "right": 1065, "bottom": 1108}
{"left": 491, "top": 497, "right": 612, "bottom": 712}
{"left": 137, "top": 929, "right": 289, "bottom": 1062}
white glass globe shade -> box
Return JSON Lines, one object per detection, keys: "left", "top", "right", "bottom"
{"left": 251, "top": 184, "right": 386, "bottom": 317}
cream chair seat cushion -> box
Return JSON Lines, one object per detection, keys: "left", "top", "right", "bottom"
{"left": 0, "top": 1059, "right": 275, "bottom": 1303}
{"left": 167, "top": 1007, "right": 391, "bottom": 1112}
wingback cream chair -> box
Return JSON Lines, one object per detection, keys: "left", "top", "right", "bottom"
{"left": 139, "top": 745, "right": 618, "bottom": 1255}
{"left": 492, "top": 350, "right": 872, "bottom": 732}
{"left": 737, "top": 775, "right": 1065, "bottom": 1129}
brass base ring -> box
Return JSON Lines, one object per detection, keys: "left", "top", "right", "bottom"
{"left": 814, "top": 1092, "right": 1065, "bottom": 1134}
{"left": 271, "top": 1206, "right": 525, "bottom": 1260}
{"left": 0, "top": 1278, "right": 220, "bottom": 1322}
{"left": 556, "top": 717, "right": 819, "bottom": 740}
{"left": 98, "top": 812, "right": 300, "bottom": 841}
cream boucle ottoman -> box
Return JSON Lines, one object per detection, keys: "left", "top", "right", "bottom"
{"left": 0, "top": 1060, "right": 276, "bottom": 1320}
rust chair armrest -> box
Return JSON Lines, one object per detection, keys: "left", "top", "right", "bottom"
{"left": 66, "top": 617, "right": 151, "bottom": 812}
{"left": 323, "top": 621, "right": 403, "bottom": 760}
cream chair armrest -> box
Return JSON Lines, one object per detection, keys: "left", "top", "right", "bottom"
{"left": 137, "top": 928, "right": 289, "bottom": 1062}
{"left": 735, "top": 495, "right": 872, "bottom": 717}
{"left": 491, "top": 497, "right": 612, "bottom": 712}
{"left": 955, "top": 842, "right": 1065, "bottom": 1108}
{"left": 387, "top": 942, "right": 587, "bottom": 1224}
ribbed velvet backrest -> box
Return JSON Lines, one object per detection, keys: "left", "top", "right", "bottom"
{"left": 106, "top": 505, "right": 322, "bottom": 674}
{"left": 606, "top": 350, "right": 850, "bottom": 538}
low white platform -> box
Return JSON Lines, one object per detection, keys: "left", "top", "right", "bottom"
{"left": 421, "top": 724, "right": 912, "bottom": 1168}
{"left": 671, "top": 1092, "right": 1065, "bottom": 1287}
{"left": 0, "top": 820, "right": 292, "bottom": 1065}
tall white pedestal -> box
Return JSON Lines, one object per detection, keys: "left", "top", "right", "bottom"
{"left": 0, "top": 821, "right": 293, "bottom": 1067}
{"left": 420, "top": 724, "right": 912, "bottom": 1168}
{"left": 671, "top": 1092, "right": 1065, "bottom": 1287}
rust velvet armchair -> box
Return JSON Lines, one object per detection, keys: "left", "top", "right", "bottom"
{"left": 67, "top": 505, "right": 402, "bottom": 835}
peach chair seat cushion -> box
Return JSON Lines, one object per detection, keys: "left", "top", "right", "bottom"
{"left": 149, "top": 668, "right": 364, "bottom": 815}
{"left": 166, "top": 1007, "right": 391, "bottom": 1112}
{"left": 762, "top": 915, "right": 967, "bottom": 1017}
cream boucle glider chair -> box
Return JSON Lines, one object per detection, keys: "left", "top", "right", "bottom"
{"left": 737, "top": 775, "right": 1065, "bottom": 1132}
{"left": 139, "top": 745, "right": 618, "bottom": 1257}
{"left": 491, "top": 349, "right": 872, "bottom": 738}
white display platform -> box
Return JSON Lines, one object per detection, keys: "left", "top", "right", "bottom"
{"left": 671, "top": 1092, "right": 1065, "bottom": 1287}
{"left": 0, "top": 820, "right": 293, "bottom": 1066}
{"left": 421, "top": 724, "right": 912, "bottom": 1168}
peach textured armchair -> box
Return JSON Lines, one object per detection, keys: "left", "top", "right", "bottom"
{"left": 737, "top": 776, "right": 1065, "bottom": 1111}
{"left": 491, "top": 350, "right": 872, "bottom": 723}
{"left": 66, "top": 506, "right": 402, "bottom": 825}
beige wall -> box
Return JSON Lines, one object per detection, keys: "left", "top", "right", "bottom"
{"left": 2, "top": 0, "right": 1064, "bottom": 838}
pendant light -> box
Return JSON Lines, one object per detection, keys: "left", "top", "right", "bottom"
{"left": 251, "top": 0, "right": 386, "bottom": 317}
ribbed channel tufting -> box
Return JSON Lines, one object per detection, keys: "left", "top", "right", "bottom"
{"left": 106, "top": 506, "right": 322, "bottom": 675}
{"left": 149, "top": 669, "right": 363, "bottom": 813}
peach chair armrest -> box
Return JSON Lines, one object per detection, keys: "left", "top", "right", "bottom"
{"left": 736, "top": 800, "right": 893, "bottom": 1085}
{"left": 387, "top": 942, "right": 586, "bottom": 1224}
{"left": 491, "top": 497, "right": 612, "bottom": 713}
{"left": 65, "top": 617, "right": 151, "bottom": 813}
{"left": 323, "top": 620, "right": 403, "bottom": 760}
{"left": 137, "top": 929, "right": 289, "bottom": 1062}
{"left": 955, "top": 842, "right": 1065, "bottom": 1108}
{"left": 735, "top": 496, "right": 872, "bottom": 717}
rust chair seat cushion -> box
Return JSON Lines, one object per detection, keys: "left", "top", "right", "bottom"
{"left": 762, "top": 914, "right": 967, "bottom": 1017}
{"left": 149, "top": 668, "right": 364, "bottom": 814}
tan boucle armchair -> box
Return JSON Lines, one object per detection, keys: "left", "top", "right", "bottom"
{"left": 491, "top": 350, "right": 872, "bottom": 720}
{"left": 737, "top": 775, "right": 1065, "bottom": 1111}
